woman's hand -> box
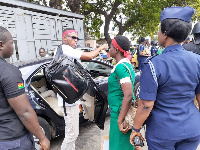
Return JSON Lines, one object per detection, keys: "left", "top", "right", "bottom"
{"left": 118, "top": 122, "right": 131, "bottom": 134}
{"left": 130, "top": 130, "right": 145, "bottom": 146}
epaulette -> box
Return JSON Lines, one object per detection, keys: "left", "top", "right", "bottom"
{"left": 145, "top": 55, "right": 158, "bottom": 87}
{"left": 144, "top": 54, "right": 158, "bottom": 64}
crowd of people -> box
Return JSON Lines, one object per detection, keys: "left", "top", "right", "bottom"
{"left": 0, "top": 4, "right": 200, "bottom": 150}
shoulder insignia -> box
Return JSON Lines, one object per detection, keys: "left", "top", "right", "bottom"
{"left": 144, "top": 54, "right": 157, "bottom": 64}
{"left": 148, "top": 60, "right": 158, "bottom": 87}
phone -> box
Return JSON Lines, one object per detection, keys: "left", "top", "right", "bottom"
{"left": 133, "top": 136, "right": 144, "bottom": 147}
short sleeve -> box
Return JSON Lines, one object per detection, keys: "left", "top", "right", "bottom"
{"left": 140, "top": 45, "right": 144, "bottom": 51}
{"left": 62, "top": 45, "right": 83, "bottom": 60}
{"left": 1, "top": 65, "right": 25, "bottom": 99}
{"left": 115, "top": 64, "right": 131, "bottom": 84}
{"left": 139, "top": 62, "right": 158, "bottom": 101}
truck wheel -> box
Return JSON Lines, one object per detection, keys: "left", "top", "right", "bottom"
{"left": 34, "top": 117, "right": 51, "bottom": 150}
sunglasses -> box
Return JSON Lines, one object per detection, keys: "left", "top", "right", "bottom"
{"left": 67, "top": 36, "right": 80, "bottom": 41}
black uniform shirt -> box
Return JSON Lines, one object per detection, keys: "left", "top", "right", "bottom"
{"left": 183, "top": 41, "right": 200, "bottom": 54}
{"left": 0, "top": 57, "right": 27, "bottom": 141}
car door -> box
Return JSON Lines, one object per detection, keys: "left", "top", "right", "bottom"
{"left": 80, "top": 59, "right": 112, "bottom": 129}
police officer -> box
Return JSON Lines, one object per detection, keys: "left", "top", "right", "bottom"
{"left": 0, "top": 26, "right": 50, "bottom": 149}
{"left": 130, "top": 6, "right": 200, "bottom": 150}
{"left": 182, "top": 37, "right": 190, "bottom": 46}
{"left": 150, "top": 40, "right": 158, "bottom": 56}
{"left": 137, "top": 37, "right": 150, "bottom": 71}
{"left": 183, "top": 22, "right": 200, "bottom": 54}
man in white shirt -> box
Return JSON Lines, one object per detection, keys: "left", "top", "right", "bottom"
{"left": 54, "top": 28, "right": 107, "bottom": 150}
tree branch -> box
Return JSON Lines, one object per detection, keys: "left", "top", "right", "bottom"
{"left": 113, "top": 16, "right": 121, "bottom": 27}
{"left": 82, "top": 8, "right": 107, "bottom": 17}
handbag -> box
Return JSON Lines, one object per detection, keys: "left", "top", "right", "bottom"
{"left": 116, "top": 62, "right": 138, "bottom": 128}
{"left": 123, "top": 102, "right": 137, "bottom": 128}
{"left": 45, "top": 45, "right": 89, "bottom": 104}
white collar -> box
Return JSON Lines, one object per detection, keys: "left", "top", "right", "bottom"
{"left": 111, "top": 58, "right": 131, "bottom": 73}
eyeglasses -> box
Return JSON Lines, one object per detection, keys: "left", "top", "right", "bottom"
{"left": 67, "top": 36, "right": 80, "bottom": 41}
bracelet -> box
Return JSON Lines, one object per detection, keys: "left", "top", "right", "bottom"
{"left": 132, "top": 126, "right": 140, "bottom": 132}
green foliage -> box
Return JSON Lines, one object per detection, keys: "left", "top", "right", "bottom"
{"left": 84, "top": 12, "right": 103, "bottom": 39}
{"left": 24, "top": 0, "right": 200, "bottom": 42}
{"left": 80, "top": 0, "right": 200, "bottom": 40}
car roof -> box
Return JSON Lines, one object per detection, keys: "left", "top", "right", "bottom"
{"left": 12, "top": 57, "right": 53, "bottom": 68}
{"left": 12, "top": 57, "right": 53, "bottom": 80}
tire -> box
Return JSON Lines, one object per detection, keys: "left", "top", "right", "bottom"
{"left": 38, "top": 117, "right": 51, "bottom": 140}
{"left": 134, "top": 82, "right": 140, "bottom": 108}
{"left": 34, "top": 117, "right": 51, "bottom": 150}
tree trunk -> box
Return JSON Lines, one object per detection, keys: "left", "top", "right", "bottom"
{"left": 104, "top": 17, "right": 111, "bottom": 45}
{"left": 67, "top": 0, "right": 82, "bottom": 13}
{"left": 49, "top": 0, "right": 62, "bottom": 9}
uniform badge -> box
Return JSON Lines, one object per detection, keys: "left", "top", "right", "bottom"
{"left": 18, "top": 82, "right": 24, "bottom": 89}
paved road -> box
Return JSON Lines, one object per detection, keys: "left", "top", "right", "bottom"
{"left": 50, "top": 115, "right": 147, "bottom": 150}
{"left": 50, "top": 115, "right": 200, "bottom": 150}
{"left": 51, "top": 115, "right": 110, "bottom": 150}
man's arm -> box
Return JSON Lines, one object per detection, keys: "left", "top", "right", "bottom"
{"left": 80, "top": 44, "right": 107, "bottom": 60}
{"left": 138, "top": 50, "right": 150, "bottom": 57}
{"left": 8, "top": 94, "right": 50, "bottom": 150}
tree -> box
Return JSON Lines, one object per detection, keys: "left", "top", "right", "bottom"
{"left": 80, "top": 0, "right": 200, "bottom": 43}
{"left": 24, "top": 0, "right": 200, "bottom": 44}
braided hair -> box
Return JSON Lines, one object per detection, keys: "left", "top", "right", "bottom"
{"left": 114, "top": 35, "right": 130, "bottom": 56}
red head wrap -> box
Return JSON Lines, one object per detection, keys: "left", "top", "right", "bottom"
{"left": 112, "top": 39, "right": 129, "bottom": 58}
{"left": 62, "top": 30, "right": 77, "bottom": 37}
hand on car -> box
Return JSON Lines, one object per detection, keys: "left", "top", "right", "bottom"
{"left": 39, "top": 136, "right": 50, "bottom": 150}
{"left": 118, "top": 122, "right": 130, "bottom": 134}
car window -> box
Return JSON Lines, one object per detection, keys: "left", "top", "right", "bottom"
{"left": 30, "top": 67, "right": 46, "bottom": 83}
{"left": 80, "top": 61, "right": 111, "bottom": 77}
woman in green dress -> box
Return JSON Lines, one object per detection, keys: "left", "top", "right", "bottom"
{"left": 108, "top": 35, "right": 137, "bottom": 150}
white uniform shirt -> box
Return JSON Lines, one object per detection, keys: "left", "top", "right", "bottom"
{"left": 54, "top": 45, "right": 83, "bottom": 106}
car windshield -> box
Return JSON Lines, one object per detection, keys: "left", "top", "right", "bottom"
{"left": 80, "top": 61, "right": 111, "bottom": 77}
